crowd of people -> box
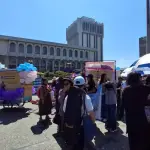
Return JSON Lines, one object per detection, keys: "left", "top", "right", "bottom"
{"left": 37, "top": 73, "right": 150, "bottom": 150}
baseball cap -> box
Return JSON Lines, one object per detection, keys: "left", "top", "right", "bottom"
{"left": 74, "top": 76, "right": 85, "bottom": 86}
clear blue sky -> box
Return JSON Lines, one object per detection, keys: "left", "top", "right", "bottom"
{"left": 0, "top": 0, "right": 146, "bottom": 68}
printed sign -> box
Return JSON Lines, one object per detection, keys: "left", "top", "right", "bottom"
{"left": 0, "top": 70, "right": 20, "bottom": 89}
{"left": 85, "top": 62, "right": 115, "bottom": 83}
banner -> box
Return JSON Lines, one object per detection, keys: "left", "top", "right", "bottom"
{"left": 0, "top": 70, "right": 20, "bottom": 89}
{"left": 85, "top": 61, "right": 115, "bottom": 83}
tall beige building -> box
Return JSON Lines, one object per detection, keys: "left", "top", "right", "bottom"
{"left": 139, "top": 36, "right": 147, "bottom": 57}
{"left": 66, "top": 17, "right": 104, "bottom": 61}
{"left": 147, "top": 0, "right": 150, "bottom": 53}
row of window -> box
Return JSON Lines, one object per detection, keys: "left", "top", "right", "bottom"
{"left": 82, "top": 22, "right": 102, "bottom": 34}
{"left": 9, "top": 43, "right": 88, "bottom": 58}
{"left": 9, "top": 58, "right": 82, "bottom": 70}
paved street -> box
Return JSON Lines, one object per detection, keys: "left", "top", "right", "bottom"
{"left": 0, "top": 97, "right": 129, "bottom": 150}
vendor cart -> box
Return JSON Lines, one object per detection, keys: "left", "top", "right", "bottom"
{"left": 0, "top": 88, "right": 25, "bottom": 108}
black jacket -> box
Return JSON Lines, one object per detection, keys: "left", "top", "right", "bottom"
{"left": 120, "top": 85, "right": 150, "bottom": 133}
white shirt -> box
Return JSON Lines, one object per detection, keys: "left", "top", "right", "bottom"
{"left": 63, "top": 94, "right": 93, "bottom": 115}
{"left": 50, "top": 91, "right": 54, "bottom": 100}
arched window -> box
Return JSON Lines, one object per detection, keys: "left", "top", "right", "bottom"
{"left": 43, "top": 46, "right": 47, "bottom": 55}
{"left": 80, "top": 51, "right": 83, "bottom": 58}
{"left": 41, "top": 59, "right": 46, "bottom": 72}
{"left": 75, "top": 50, "right": 78, "bottom": 57}
{"left": 35, "top": 45, "right": 40, "bottom": 54}
{"left": 41, "top": 59, "right": 46, "bottom": 66}
{"left": 18, "top": 43, "right": 24, "bottom": 53}
{"left": 27, "top": 44, "right": 32, "bottom": 54}
{"left": 85, "top": 51, "right": 88, "bottom": 58}
{"left": 9, "top": 42, "right": 16, "bottom": 52}
{"left": 50, "top": 47, "right": 54, "bottom": 55}
{"left": 47, "top": 61, "right": 53, "bottom": 72}
{"left": 54, "top": 61, "right": 59, "bottom": 71}
{"left": 69, "top": 50, "right": 72, "bottom": 57}
{"left": 57, "top": 48, "right": 60, "bottom": 56}
{"left": 63, "top": 49, "right": 67, "bottom": 56}
{"left": 72, "top": 62, "right": 75, "bottom": 68}
{"left": 77, "top": 62, "right": 81, "bottom": 69}
{"left": 9, "top": 56, "right": 16, "bottom": 68}
{"left": 34, "top": 59, "right": 40, "bottom": 70}
{"left": 60, "top": 61, "right": 65, "bottom": 70}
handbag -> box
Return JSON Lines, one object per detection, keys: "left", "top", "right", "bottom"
{"left": 83, "top": 96, "right": 97, "bottom": 141}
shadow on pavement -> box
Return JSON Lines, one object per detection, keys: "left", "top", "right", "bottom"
{"left": 0, "top": 107, "right": 31, "bottom": 125}
{"left": 53, "top": 133, "right": 66, "bottom": 150}
{"left": 95, "top": 127, "right": 129, "bottom": 150}
{"left": 31, "top": 119, "right": 52, "bottom": 135}
{"left": 52, "top": 125, "right": 129, "bottom": 150}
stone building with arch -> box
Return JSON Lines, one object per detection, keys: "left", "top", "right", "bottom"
{"left": 0, "top": 35, "right": 96, "bottom": 72}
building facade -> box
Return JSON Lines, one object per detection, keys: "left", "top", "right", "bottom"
{"left": 139, "top": 36, "right": 147, "bottom": 57}
{"left": 66, "top": 17, "right": 104, "bottom": 61}
{"left": 147, "top": 0, "right": 150, "bottom": 53}
{"left": 0, "top": 35, "right": 96, "bottom": 72}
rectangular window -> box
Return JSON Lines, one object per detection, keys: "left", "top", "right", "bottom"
{"left": 94, "top": 35, "right": 96, "bottom": 48}
{"left": 89, "top": 34, "right": 91, "bottom": 48}
{"left": 87, "top": 33, "right": 88, "bottom": 47}
{"left": 96, "top": 35, "right": 97, "bottom": 49}
{"left": 100, "top": 37, "right": 103, "bottom": 61}
{"left": 82, "top": 33, "right": 84, "bottom": 46}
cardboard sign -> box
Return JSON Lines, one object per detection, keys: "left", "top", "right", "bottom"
{"left": 0, "top": 69, "right": 20, "bottom": 89}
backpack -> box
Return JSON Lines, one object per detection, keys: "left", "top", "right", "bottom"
{"left": 64, "top": 86, "right": 86, "bottom": 128}
{"left": 105, "top": 82, "right": 114, "bottom": 90}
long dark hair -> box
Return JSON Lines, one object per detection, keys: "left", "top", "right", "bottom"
{"left": 126, "top": 72, "right": 141, "bottom": 86}
{"left": 41, "top": 78, "right": 48, "bottom": 85}
{"left": 87, "top": 74, "right": 95, "bottom": 86}
{"left": 146, "top": 75, "right": 150, "bottom": 85}
{"left": 58, "top": 77, "right": 64, "bottom": 88}
{"left": 52, "top": 80, "right": 56, "bottom": 87}
{"left": 100, "top": 73, "right": 107, "bottom": 84}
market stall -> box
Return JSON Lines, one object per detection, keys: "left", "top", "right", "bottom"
{"left": 0, "top": 62, "right": 37, "bottom": 108}
{"left": 85, "top": 61, "right": 116, "bottom": 120}
{"left": 0, "top": 69, "right": 24, "bottom": 107}
{"left": 85, "top": 61, "right": 116, "bottom": 83}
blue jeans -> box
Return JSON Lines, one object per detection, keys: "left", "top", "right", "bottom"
{"left": 105, "top": 104, "right": 117, "bottom": 130}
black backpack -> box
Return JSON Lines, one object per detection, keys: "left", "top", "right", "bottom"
{"left": 105, "top": 81, "right": 114, "bottom": 90}
{"left": 64, "top": 86, "right": 85, "bottom": 128}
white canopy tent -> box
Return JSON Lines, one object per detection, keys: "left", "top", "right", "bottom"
{"left": 132, "top": 53, "right": 150, "bottom": 76}
{"left": 121, "top": 53, "right": 150, "bottom": 77}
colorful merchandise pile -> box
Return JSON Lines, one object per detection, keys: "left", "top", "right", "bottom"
{"left": 17, "top": 62, "right": 37, "bottom": 102}
{"left": 17, "top": 62, "right": 37, "bottom": 84}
